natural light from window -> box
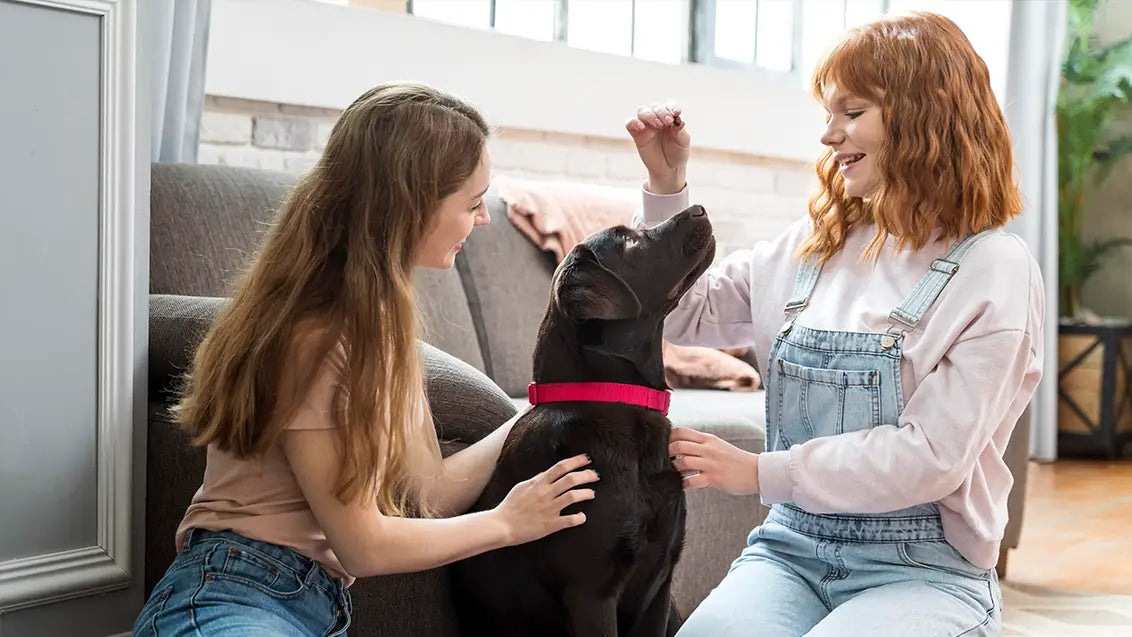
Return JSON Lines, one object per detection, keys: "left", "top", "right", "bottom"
{"left": 308, "top": 0, "right": 1010, "bottom": 96}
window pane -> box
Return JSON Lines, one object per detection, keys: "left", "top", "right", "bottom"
{"left": 568, "top": 0, "right": 633, "bottom": 56}
{"left": 411, "top": 0, "right": 490, "bottom": 30}
{"left": 715, "top": 0, "right": 758, "bottom": 63}
{"left": 634, "top": 0, "right": 688, "bottom": 64}
{"left": 756, "top": 0, "right": 794, "bottom": 71}
{"left": 494, "top": 0, "right": 556, "bottom": 41}
{"left": 844, "top": 0, "right": 884, "bottom": 28}
{"left": 801, "top": 0, "right": 846, "bottom": 77}
{"left": 884, "top": 0, "right": 1012, "bottom": 99}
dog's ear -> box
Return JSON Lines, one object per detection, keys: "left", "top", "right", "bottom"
{"left": 555, "top": 245, "right": 642, "bottom": 322}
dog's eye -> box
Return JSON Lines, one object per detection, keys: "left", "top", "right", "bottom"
{"left": 623, "top": 237, "right": 640, "bottom": 252}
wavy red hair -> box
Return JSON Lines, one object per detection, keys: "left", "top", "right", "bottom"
{"left": 798, "top": 11, "right": 1021, "bottom": 263}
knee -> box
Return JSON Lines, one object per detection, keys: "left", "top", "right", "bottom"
{"left": 676, "top": 598, "right": 749, "bottom": 637}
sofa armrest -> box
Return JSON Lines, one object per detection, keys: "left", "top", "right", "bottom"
{"left": 422, "top": 341, "right": 517, "bottom": 451}
{"left": 1001, "top": 404, "right": 1032, "bottom": 552}
{"left": 149, "top": 293, "right": 515, "bottom": 449}
{"left": 149, "top": 293, "right": 228, "bottom": 398}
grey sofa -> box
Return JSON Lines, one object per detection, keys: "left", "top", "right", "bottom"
{"left": 145, "top": 162, "right": 1030, "bottom": 634}
{"left": 145, "top": 163, "right": 767, "bottom": 636}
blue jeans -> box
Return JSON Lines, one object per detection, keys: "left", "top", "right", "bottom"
{"left": 133, "top": 529, "right": 352, "bottom": 636}
{"left": 677, "top": 506, "right": 1001, "bottom": 636}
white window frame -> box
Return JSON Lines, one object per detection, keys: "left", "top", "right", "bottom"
{"left": 405, "top": 0, "right": 826, "bottom": 74}
{"left": 690, "top": 0, "right": 804, "bottom": 73}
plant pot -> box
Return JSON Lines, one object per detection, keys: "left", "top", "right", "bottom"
{"left": 1057, "top": 320, "right": 1132, "bottom": 458}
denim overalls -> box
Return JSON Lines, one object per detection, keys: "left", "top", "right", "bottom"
{"left": 678, "top": 232, "right": 1002, "bottom": 636}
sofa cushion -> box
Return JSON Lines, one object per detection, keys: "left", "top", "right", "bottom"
{"left": 149, "top": 294, "right": 227, "bottom": 397}
{"left": 415, "top": 268, "right": 486, "bottom": 373}
{"left": 151, "top": 163, "right": 293, "bottom": 297}
{"left": 457, "top": 192, "right": 558, "bottom": 396}
{"left": 667, "top": 389, "right": 766, "bottom": 451}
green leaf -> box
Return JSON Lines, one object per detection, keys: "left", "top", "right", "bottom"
{"left": 1088, "top": 237, "right": 1132, "bottom": 261}
{"left": 1090, "top": 64, "right": 1132, "bottom": 101}
{"left": 1098, "top": 33, "right": 1132, "bottom": 66}
{"left": 1094, "top": 135, "right": 1132, "bottom": 182}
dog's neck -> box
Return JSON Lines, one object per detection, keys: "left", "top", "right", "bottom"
{"left": 532, "top": 315, "right": 668, "bottom": 390}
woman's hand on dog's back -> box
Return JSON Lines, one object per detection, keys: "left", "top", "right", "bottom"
{"left": 626, "top": 101, "right": 691, "bottom": 196}
{"left": 669, "top": 427, "right": 760, "bottom": 495}
{"left": 493, "top": 453, "right": 601, "bottom": 546}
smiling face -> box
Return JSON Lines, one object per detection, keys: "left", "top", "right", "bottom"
{"left": 416, "top": 150, "right": 492, "bottom": 269}
{"left": 820, "top": 83, "right": 885, "bottom": 199}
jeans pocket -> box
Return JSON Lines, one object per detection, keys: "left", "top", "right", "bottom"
{"left": 204, "top": 544, "right": 308, "bottom": 600}
{"left": 897, "top": 541, "right": 990, "bottom": 581}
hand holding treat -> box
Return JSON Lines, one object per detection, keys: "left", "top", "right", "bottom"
{"left": 625, "top": 101, "right": 691, "bottom": 195}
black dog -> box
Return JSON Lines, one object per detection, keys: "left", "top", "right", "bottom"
{"left": 451, "top": 205, "right": 716, "bottom": 637}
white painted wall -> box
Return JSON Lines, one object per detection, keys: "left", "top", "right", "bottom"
{"left": 205, "top": 0, "right": 827, "bottom": 162}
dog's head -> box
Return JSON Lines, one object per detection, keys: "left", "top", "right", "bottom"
{"left": 535, "top": 205, "right": 716, "bottom": 386}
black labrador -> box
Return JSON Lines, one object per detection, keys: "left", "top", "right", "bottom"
{"left": 451, "top": 205, "right": 716, "bottom": 637}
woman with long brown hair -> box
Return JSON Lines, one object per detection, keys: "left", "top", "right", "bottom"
{"left": 630, "top": 12, "right": 1041, "bottom": 636}
{"left": 134, "top": 82, "right": 599, "bottom": 636}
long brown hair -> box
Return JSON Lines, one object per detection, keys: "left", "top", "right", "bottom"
{"left": 799, "top": 11, "right": 1022, "bottom": 263}
{"left": 176, "top": 83, "right": 490, "bottom": 516}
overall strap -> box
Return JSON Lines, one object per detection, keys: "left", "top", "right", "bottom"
{"left": 781, "top": 257, "right": 824, "bottom": 329}
{"left": 886, "top": 230, "right": 1000, "bottom": 341}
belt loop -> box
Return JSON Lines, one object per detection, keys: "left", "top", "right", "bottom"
{"left": 183, "top": 528, "right": 197, "bottom": 549}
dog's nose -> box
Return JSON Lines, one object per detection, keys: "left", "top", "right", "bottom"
{"left": 690, "top": 205, "right": 707, "bottom": 217}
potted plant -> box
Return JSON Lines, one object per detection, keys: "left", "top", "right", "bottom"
{"left": 1058, "top": 0, "right": 1132, "bottom": 319}
{"left": 1056, "top": 0, "right": 1132, "bottom": 457}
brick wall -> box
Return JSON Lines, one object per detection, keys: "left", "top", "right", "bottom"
{"left": 197, "top": 95, "right": 817, "bottom": 255}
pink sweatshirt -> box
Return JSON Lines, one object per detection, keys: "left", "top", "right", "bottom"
{"left": 638, "top": 186, "right": 1044, "bottom": 569}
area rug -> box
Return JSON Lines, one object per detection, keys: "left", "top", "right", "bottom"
{"left": 1003, "top": 581, "right": 1132, "bottom": 636}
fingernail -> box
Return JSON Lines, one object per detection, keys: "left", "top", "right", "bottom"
{"left": 594, "top": 470, "right": 601, "bottom": 479}
{"left": 585, "top": 453, "right": 592, "bottom": 462}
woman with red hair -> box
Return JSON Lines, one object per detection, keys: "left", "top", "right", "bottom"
{"left": 629, "top": 12, "right": 1041, "bottom": 635}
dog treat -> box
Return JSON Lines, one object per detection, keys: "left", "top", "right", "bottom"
{"left": 672, "top": 115, "right": 682, "bottom": 127}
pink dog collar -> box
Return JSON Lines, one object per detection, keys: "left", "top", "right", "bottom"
{"left": 528, "top": 382, "right": 671, "bottom": 415}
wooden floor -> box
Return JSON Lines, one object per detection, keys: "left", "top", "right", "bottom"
{"left": 1005, "top": 458, "right": 1132, "bottom": 595}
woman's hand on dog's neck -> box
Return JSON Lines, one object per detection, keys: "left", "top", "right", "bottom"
{"left": 668, "top": 426, "right": 760, "bottom": 495}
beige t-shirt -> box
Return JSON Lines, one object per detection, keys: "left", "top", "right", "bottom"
{"left": 175, "top": 345, "right": 356, "bottom": 585}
